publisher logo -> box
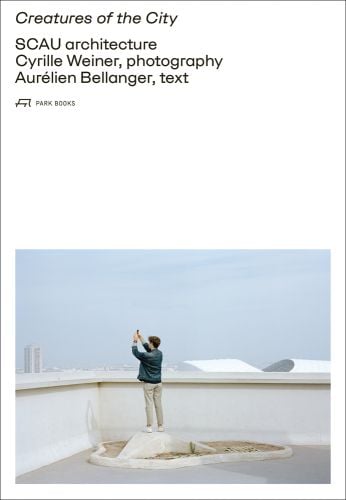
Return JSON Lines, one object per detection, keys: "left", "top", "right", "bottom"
{"left": 15, "top": 98, "right": 32, "bottom": 107}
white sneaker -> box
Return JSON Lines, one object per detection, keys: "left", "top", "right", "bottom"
{"left": 158, "top": 426, "right": 164, "bottom": 432}
{"left": 146, "top": 426, "right": 153, "bottom": 433}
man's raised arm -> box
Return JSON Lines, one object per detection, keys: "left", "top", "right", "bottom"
{"left": 137, "top": 332, "right": 151, "bottom": 352}
{"left": 131, "top": 331, "right": 150, "bottom": 359}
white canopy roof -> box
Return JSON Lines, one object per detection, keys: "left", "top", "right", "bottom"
{"left": 183, "top": 359, "right": 261, "bottom": 372}
{"left": 263, "top": 358, "right": 330, "bottom": 373}
{"left": 290, "top": 359, "right": 330, "bottom": 372}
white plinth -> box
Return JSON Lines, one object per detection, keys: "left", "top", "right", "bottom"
{"left": 89, "top": 432, "right": 293, "bottom": 469}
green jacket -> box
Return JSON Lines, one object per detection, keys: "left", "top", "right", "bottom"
{"left": 132, "top": 342, "right": 162, "bottom": 383}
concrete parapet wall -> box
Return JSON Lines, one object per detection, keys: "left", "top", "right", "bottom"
{"left": 100, "top": 380, "right": 330, "bottom": 445}
{"left": 16, "top": 383, "right": 101, "bottom": 476}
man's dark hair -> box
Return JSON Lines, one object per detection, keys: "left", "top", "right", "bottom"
{"left": 148, "top": 336, "right": 161, "bottom": 348}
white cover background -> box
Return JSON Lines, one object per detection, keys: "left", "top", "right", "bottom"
{"left": 1, "top": 1, "right": 345, "bottom": 499}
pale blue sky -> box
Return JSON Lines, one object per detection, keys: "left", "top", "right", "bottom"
{"left": 16, "top": 250, "right": 330, "bottom": 369}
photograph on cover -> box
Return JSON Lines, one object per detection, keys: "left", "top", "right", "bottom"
{"left": 15, "top": 249, "right": 330, "bottom": 484}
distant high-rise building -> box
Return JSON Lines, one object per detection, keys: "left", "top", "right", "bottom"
{"left": 24, "top": 344, "right": 42, "bottom": 373}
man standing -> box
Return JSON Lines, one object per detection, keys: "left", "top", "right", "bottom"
{"left": 132, "top": 330, "right": 164, "bottom": 433}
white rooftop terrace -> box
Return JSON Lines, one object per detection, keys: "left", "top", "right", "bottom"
{"left": 16, "top": 371, "right": 330, "bottom": 482}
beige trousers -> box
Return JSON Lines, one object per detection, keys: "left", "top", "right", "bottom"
{"left": 143, "top": 382, "right": 163, "bottom": 427}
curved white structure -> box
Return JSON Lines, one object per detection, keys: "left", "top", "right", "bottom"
{"left": 184, "top": 359, "right": 261, "bottom": 372}
{"left": 263, "top": 359, "right": 330, "bottom": 373}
